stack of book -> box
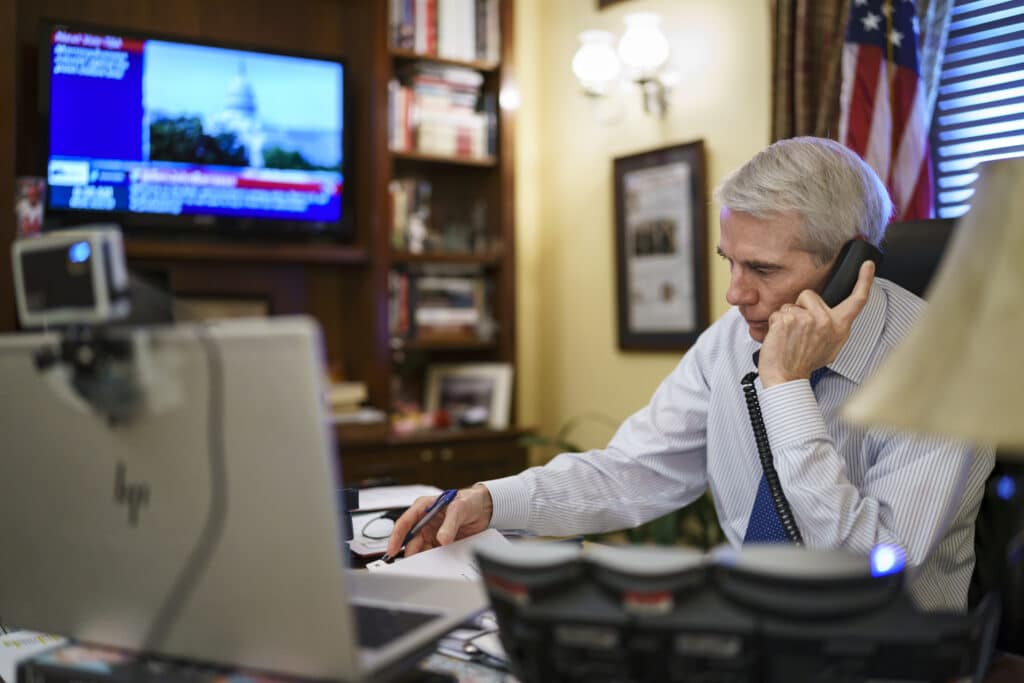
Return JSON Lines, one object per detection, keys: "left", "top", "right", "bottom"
{"left": 388, "top": 64, "right": 493, "bottom": 160}
{"left": 326, "top": 380, "right": 367, "bottom": 415}
{"left": 325, "top": 380, "right": 385, "bottom": 426}
{"left": 388, "top": 270, "right": 492, "bottom": 343}
{"left": 389, "top": 0, "right": 501, "bottom": 64}
{"left": 415, "top": 275, "right": 485, "bottom": 338}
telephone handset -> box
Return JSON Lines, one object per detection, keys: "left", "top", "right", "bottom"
{"left": 743, "top": 239, "right": 884, "bottom": 545}
{"left": 752, "top": 239, "right": 884, "bottom": 368}
{"left": 820, "top": 239, "right": 884, "bottom": 308}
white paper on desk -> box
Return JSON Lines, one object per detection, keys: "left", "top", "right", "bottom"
{"left": 347, "top": 511, "right": 391, "bottom": 556}
{"left": 470, "top": 631, "right": 508, "bottom": 664}
{"left": 0, "top": 631, "right": 65, "bottom": 683}
{"left": 366, "top": 529, "right": 509, "bottom": 581}
{"left": 355, "top": 485, "right": 443, "bottom": 512}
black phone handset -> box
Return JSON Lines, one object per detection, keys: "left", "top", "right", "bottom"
{"left": 742, "top": 240, "right": 884, "bottom": 545}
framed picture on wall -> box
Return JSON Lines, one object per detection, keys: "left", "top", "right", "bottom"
{"left": 424, "top": 363, "right": 513, "bottom": 430}
{"left": 613, "top": 140, "right": 709, "bottom": 350}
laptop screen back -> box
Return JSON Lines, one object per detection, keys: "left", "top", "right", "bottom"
{"left": 0, "top": 317, "right": 361, "bottom": 678}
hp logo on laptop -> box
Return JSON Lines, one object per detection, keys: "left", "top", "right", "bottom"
{"left": 113, "top": 462, "right": 150, "bottom": 526}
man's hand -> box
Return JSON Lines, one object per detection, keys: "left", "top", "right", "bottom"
{"left": 384, "top": 484, "right": 493, "bottom": 558}
{"left": 758, "top": 260, "right": 875, "bottom": 387}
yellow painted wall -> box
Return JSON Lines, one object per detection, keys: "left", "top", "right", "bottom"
{"left": 516, "top": 0, "right": 772, "bottom": 454}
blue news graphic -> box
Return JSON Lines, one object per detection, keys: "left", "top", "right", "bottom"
{"left": 46, "top": 29, "right": 345, "bottom": 227}
{"left": 49, "top": 35, "right": 145, "bottom": 162}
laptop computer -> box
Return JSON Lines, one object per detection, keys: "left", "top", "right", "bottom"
{"left": 0, "top": 316, "right": 487, "bottom": 681}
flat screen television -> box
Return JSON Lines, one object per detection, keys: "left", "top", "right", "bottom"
{"left": 41, "top": 23, "right": 351, "bottom": 240}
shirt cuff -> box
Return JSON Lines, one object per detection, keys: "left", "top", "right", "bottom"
{"left": 480, "top": 474, "right": 532, "bottom": 530}
{"left": 758, "top": 378, "right": 829, "bottom": 448}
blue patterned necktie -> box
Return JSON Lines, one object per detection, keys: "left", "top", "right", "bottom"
{"left": 743, "top": 367, "right": 829, "bottom": 544}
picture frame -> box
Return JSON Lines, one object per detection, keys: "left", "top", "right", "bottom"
{"left": 613, "top": 139, "right": 709, "bottom": 350}
{"left": 424, "top": 363, "right": 513, "bottom": 430}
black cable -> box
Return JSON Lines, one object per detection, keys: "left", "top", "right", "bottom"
{"left": 142, "top": 325, "right": 228, "bottom": 651}
{"left": 741, "top": 371, "right": 803, "bottom": 545}
{"left": 361, "top": 509, "right": 406, "bottom": 540}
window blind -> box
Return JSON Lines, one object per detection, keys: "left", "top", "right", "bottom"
{"left": 932, "top": 0, "right": 1024, "bottom": 218}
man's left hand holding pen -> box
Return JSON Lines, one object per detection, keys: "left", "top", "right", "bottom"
{"left": 383, "top": 484, "right": 494, "bottom": 561}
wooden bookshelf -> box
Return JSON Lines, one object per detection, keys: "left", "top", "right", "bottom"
{"left": 391, "top": 150, "right": 498, "bottom": 167}
{"left": 390, "top": 249, "right": 503, "bottom": 266}
{"left": 126, "top": 240, "right": 370, "bottom": 265}
{"left": 389, "top": 48, "right": 499, "bottom": 73}
{"left": 2, "top": 0, "right": 524, "bottom": 487}
{"left": 396, "top": 337, "right": 498, "bottom": 351}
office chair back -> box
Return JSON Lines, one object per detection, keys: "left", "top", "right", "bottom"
{"left": 877, "top": 217, "right": 1022, "bottom": 654}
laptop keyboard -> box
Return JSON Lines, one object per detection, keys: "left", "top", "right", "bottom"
{"left": 353, "top": 604, "right": 440, "bottom": 649}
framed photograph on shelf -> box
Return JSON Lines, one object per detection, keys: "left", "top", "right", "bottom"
{"left": 613, "top": 139, "right": 709, "bottom": 350}
{"left": 424, "top": 363, "right": 513, "bottom": 430}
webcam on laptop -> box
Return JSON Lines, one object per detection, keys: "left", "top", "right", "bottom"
{"left": 12, "top": 225, "right": 130, "bottom": 328}
{"left": 10, "top": 226, "right": 149, "bottom": 423}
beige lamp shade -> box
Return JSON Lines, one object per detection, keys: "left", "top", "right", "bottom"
{"left": 842, "top": 157, "right": 1024, "bottom": 456}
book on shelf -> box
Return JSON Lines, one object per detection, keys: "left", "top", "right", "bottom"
{"left": 390, "top": 0, "right": 500, "bottom": 63}
{"left": 388, "top": 177, "right": 432, "bottom": 251}
{"left": 323, "top": 380, "right": 383, "bottom": 425}
{"left": 390, "top": 176, "right": 491, "bottom": 254}
{"left": 389, "top": 270, "right": 413, "bottom": 338}
{"left": 416, "top": 110, "right": 488, "bottom": 159}
{"left": 415, "top": 275, "right": 483, "bottom": 328}
{"left": 331, "top": 407, "right": 387, "bottom": 425}
{"left": 325, "top": 380, "right": 368, "bottom": 412}
{"left": 388, "top": 270, "right": 493, "bottom": 342}
{"left": 387, "top": 61, "right": 496, "bottom": 160}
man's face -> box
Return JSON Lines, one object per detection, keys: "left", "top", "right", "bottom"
{"left": 717, "top": 207, "right": 834, "bottom": 343}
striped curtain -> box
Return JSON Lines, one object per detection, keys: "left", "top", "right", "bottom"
{"left": 770, "top": 0, "right": 852, "bottom": 140}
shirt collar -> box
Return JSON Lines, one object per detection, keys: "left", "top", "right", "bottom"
{"left": 826, "top": 280, "right": 885, "bottom": 384}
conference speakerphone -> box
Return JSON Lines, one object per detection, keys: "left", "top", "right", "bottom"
{"left": 476, "top": 542, "right": 997, "bottom": 682}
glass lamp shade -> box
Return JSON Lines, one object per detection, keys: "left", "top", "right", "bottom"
{"left": 571, "top": 30, "right": 620, "bottom": 96}
{"left": 843, "top": 157, "right": 1024, "bottom": 456}
{"left": 617, "top": 12, "right": 670, "bottom": 79}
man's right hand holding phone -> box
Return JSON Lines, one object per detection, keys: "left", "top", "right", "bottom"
{"left": 385, "top": 483, "right": 494, "bottom": 558}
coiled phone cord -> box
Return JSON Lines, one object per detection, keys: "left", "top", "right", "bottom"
{"left": 741, "top": 371, "right": 804, "bottom": 545}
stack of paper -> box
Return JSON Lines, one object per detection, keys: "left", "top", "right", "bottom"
{"left": 366, "top": 528, "right": 510, "bottom": 581}
{"left": 348, "top": 511, "right": 393, "bottom": 556}
{"left": 354, "top": 485, "right": 442, "bottom": 512}
{"left": 0, "top": 631, "right": 65, "bottom": 683}
{"left": 346, "top": 485, "right": 445, "bottom": 558}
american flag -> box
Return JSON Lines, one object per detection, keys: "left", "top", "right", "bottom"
{"left": 839, "top": 0, "right": 933, "bottom": 220}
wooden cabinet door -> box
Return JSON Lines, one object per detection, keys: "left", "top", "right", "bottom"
{"left": 339, "top": 434, "right": 527, "bottom": 489}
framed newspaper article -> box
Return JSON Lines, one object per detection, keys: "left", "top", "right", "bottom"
{"left": 613, "top": 140, "right": 709, "bottom": 350}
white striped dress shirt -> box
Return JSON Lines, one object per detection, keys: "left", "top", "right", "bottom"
{"left": 484, "top": 279, "right": 994, "bottom": 612}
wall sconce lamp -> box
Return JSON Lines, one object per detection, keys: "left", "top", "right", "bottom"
{"left": 571, "top": 12, "right": 677, "bottom": 118}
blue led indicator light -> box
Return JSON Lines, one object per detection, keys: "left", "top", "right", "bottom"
{"left": 870, "top": 544, "right": 906, "bottom": 577}
{"left": 996, "top": 475, "right": 1016, "bottom": 501}
{"left": 68, "top": 241, "right": 91, "bottom": 264}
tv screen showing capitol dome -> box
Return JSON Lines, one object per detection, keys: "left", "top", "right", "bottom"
{"left": 45, "top": 26, "right": 346, "bottom": 234}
